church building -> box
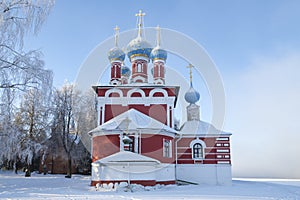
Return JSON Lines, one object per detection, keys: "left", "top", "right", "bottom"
{"left": 89, "top": 10, "right": 232, "bottom": 186}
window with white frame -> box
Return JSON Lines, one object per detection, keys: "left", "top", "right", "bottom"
{"left": 193, "top": 143, "right": 203, "bottom": 159}
{"left": 163, "top": 139, "right": 172, "bottom": 158}
{"left": 190, "top": 138, "right": 206, "bottom": 160}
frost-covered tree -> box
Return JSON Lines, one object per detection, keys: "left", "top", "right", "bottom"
{"left": 0, "top": 87, "right": 21, "bottom": 172}
{"left": 14, "top": 86, "right": 53, "bottom": 172}
{"left": 0, "top": 0, "right": 54, "bottom": 90}
{"left": 76, "top": 90, "right": 98, "bottom": 151}
{"left": 51, "top": 83, "right": 82, "bottom": 178}
{"left": 0, "top": 0, "right": 54, "bottom": 171}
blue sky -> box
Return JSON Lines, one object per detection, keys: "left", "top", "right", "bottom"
{"left": 25, "top": 0, "right": 300, "bottom": 86}
{"left": 24, "top": 1, "right": 300, "bottom": 178}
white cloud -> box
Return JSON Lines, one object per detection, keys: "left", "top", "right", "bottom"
{"left": 224, "top": 52, "right": 300, "bottom": 178}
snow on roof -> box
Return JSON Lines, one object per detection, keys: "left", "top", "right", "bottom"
{"left": 179, "top": 120, "right": 231, "bottom": 136}
{"left": 94, "top": 151, "right": 160, "bottom": 164}
{"left": 89, "top": 108, "right": 177, "bottom": 136}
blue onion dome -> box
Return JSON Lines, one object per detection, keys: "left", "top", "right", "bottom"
{"left": 150, "top": 46, "right": 167, "bottom": 61}
{"left": 121, "top": 65, "right": 131, "bottom": 77}
{"left": 108, "top": 47, "right": 125, "bottom": 63}
{"left": 184, "top": 83, "right": 200, "bottom": 104}
{"left": 126, "top": 36, "right": 152, "bottom": 61}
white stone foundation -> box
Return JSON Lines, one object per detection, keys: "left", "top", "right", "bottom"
{"left": 176, "top": 164, "right": 232, "bottom": 185}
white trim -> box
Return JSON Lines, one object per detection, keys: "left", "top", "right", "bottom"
{"left": 217, "top": 161, "right": 230, "bottom": 164}
{"left": 167, "top": 106, "right": 170, "bottom": 127}
{"left": 153, "top": 59, "right": 165, "bottom": 64}
{"left": 92, "top": 129, "right": 176, "bottom": 138}
{"left": 127, "top": 88, "right": 146, "bottom": 98}
{"left": 149, "top": 88, "right": 168, "bottom": 97}
{"left": 131, "top": 56, "right": 149, "bottom": 62}
{"left": 134, "top": 132, "right": 139, "bottom": 153}
{"left": 170, "top": 106, "right": 174, "bottom": 128}
{"left": 177, "top": 134, "right": 231, "bottom": 138}
{"left": 190, "top": 138, "right": 206, "bottom": 160}
{"left": 216, "top": 137, "right": 229, "bottom": 141}
{"left": 189, "top": 138, "right": 207, "bottom": 149}
{"left": 101, "top": 106, "right": 105, "bottom": 125}
{"left": 119, "top": 132, "right": 124, "bottom": 151}
{"left": 105, "top": 88, "right": 123, "bottom": 98}
{"left": 153, "top": 79, "right": 164, "bottom": 85}
{"left": 97, "top": 99, "right": 101, "bottom": 126}
{"left": 98, "top": 96, "right": 175, "bottom": 106}
{"left": 109, "top": 79, "right": 121, "bottom": 85}
{"left": 131, "top": 75, "right": 147, "bottom": 83}
{"left": 216, "top": 149, "right": 229, "bottom": 153}
{"left": 163, "top": 138, "right": 172, "bottom": 158}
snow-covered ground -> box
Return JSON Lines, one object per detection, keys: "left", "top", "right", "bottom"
{"left": 0, "top": 171, "right": 300, "bottom": 199}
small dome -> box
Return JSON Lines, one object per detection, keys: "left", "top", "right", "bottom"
{"left": 150, "top": 46, "right": 167, "bottom": 61}
{"left": 184, "top": 84, "right": 200, "bottom": 104}
{"left": 121, "top": 65, "right": 131, "bottom": 77}
{"left": 108, "top": 47, "right": 125, "bottom": 63}
{"left": 126, "top": 37, "right": 152, "bottom": 61}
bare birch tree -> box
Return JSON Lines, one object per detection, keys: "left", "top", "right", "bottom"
{"left": 51, "top": 83, "right": 81, "bottom": 178}
{"left": 0, "top": 0, "right": 54, "bottom": 171}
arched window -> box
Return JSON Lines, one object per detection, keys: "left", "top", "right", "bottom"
{"left": 193, "top": 143, "right": 203, "bottom": 159}
{"left": 190, "top": 138, "right": 206, "bottom": 160}
{"left": 163, "top": 139, "right": 172, "bottom": 158}
{"left": 137, "top": 63, "right": 142, "bottom": 72}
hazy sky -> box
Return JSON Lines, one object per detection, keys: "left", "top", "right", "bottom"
{"left": 24, "top": 0, "right": 300, "bottom": 178}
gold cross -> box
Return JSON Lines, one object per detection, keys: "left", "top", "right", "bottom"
{"left": 156, "top": 25, "right": 161, "bottom": 47}
{"left": 135, "top": 10, "right": 145, "bottom": 37}
{"left": 113, "top": 25, "right": 120, "bottom": 47}
{"left": 186, "top": 64, "right": 193, "bottom": 83}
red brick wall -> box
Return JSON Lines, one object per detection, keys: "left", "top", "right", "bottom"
{"left": 176, "top": 137, "right": 231, "bottom": 165}
{"left": 92, "top": 135, "right": 120, "bottom": 162}
{"left": 92, "top": 134, "right": 175, "bottom": 164}
{"left": 104, "top": 104, "right": 167, "bottom": 125}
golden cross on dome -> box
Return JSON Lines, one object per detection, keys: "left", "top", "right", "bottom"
{"left": 156, "top": 25, "right": 161, "bottom": 47}
{"left": 113, "top": 25, "right": 120, "bottom": 47}
{"left": 186, "top": 64, "right": 193, "bottom": 83}
{"left": 135, "top": 10, "right": 145, "bottom": 37}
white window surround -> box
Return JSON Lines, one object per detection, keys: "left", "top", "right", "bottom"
{"left": 127, "top": 88, "right": 146, "bottom": 98}
{"left": 163, "top": 139, "right": 172, "bottom": 158}
{"left": 149, "top": 88, "right": 168, "bottom": 98}
{"left": 101, "top": 88, "right": 175, "bottom": 126}
{"left": 105, "top": 88, "right": 123, "bottom": 97}
{"left": 131, "top": 75, "right": 147, "bottom": 83}
{"left": 190, "top": 138, "right": 206, "bottom": 160}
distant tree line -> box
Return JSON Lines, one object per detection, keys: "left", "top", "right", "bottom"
{"left": 0, "top": 0, "right": 97, "bottom": 177}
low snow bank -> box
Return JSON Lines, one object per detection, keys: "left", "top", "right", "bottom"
{"left": 0, "top": 172, "right": 299, "bottom": 199}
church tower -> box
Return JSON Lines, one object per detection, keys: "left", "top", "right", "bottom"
{"left": 126, "top": 10, "right": 152, "bottom": 83}
{"left": 108, "top": 26, "right": 125, "bottom": 85}
{"left": 150, "top": 26, "right": 167, "bottom": 85}
{"left": 93, "top": 10, "right": 179, "bottom": 127}
{"left": 184, "top": 64, "right": 201, "bottom": 121}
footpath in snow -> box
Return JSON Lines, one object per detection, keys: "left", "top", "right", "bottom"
{"left": 0, "top": 172, "right": 300, "bottom": 199}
